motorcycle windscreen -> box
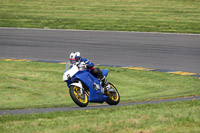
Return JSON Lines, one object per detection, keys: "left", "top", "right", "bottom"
{"left": 63, "top": 65, "right": 79, "bottom": 81}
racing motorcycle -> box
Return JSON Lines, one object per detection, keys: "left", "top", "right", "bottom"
{"left": 63, "top": 62, "right": 120, "bottom": 107}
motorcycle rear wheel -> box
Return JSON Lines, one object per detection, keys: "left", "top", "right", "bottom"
{"left": 106, "top": 83, "right": 120, "bottom": 105}
{"left": 69, "top": 85, "right": 88, "bottom": 107}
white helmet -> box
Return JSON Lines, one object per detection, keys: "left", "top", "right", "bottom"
{"left": 69, "top": 51, "right": 81, "bottom": 64}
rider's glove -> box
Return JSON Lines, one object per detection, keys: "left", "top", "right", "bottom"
{"left": 85, "top": 64, "right": 89, "bottom": 68}
{"left": 78, "top": 63, "right": 87, "bottom": 69}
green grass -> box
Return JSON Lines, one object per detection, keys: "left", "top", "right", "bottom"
{"left": 0, "top": 101, "right": 200, "bottom": 133}
{"left": 0, "top": 60, "right": 199, "bottom": 110}
{"left": 0, "top": 0, "right": 200, "bottom": 33}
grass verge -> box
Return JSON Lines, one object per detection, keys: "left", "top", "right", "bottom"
{"left": 0, "top": 101, "right": 200, "bottom": 132}
{"left": 0, "top": 60, "right": 199, "bottom": 110}
{"left": 0, "top": 0, "right": 200, "bottom": 33}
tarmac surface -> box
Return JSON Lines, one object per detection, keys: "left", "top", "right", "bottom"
{"left": 0, "top": 28, "right": 200, "bottom": 73}
{"left": 0, "top": 96, "right": 200, "bottom": 115}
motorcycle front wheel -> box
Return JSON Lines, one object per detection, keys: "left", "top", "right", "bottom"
{"left": 106, "top": 83, "right": 120, "bottom": 105}
{"left": 69, "top": 85, "right": 88, "bottom": 107}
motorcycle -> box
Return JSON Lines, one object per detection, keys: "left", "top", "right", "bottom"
{"left": 63, "top": 62, "right": 120, "bottom": 107}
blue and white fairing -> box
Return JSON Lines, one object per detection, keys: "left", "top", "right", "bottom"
{"left": 63, "top": 63, "right": 109, "bottom": 103}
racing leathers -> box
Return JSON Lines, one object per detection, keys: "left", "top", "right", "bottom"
{"left": 75, "top": 58, "right": 109, "bottom": 91}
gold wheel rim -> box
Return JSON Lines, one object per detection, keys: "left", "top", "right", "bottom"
{"left": 73, "top": 86, "right": 88, "bottom": 104}
{"left": 107, "top": 84, "right": 119, "bottom": 101}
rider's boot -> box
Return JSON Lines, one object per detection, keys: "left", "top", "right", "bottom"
{"left": 101, "top": 77, "right": 111, "bottom": 93}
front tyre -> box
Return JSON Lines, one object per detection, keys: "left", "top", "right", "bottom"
{"left": 106, "top": 83, "right": 120, "bottom": 105}
{"left": 69, "top": 85, "right": 88, "bottom": 107}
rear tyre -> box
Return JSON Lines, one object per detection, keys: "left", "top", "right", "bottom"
{"left": 69, "top": 85, "right": 88, "bottom": 107}
{"left": 106, "top": 83, "right": 120, "bottom": 105}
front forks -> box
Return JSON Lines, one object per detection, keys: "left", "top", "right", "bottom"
{"left": 70, "top": 81, "right": 89, "bottom": 97}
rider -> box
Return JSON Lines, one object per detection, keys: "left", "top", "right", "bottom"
{"left": 69, "top": 51, "right": 110, "bottom": 92}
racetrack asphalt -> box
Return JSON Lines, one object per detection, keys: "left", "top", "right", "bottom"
{"left": 0, "top": 96, "right": 200, "bottom": 115}
{"left": 0, "top": 28, "right": 200, "bottom": 73}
